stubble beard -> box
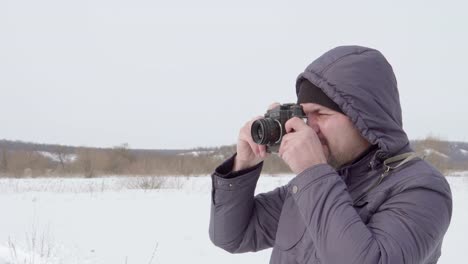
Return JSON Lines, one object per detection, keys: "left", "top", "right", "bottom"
{"left": 325, "top": 142, "right": 359, "bottom": 170}
{"left": 321, "top": 139, "right": 345, "bottom": 169}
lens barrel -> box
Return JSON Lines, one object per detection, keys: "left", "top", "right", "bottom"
{"left": 251, "top": 118, "right": 281, "bottom": 145}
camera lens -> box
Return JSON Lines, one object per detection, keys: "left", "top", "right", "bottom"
{"left": 251, "top": 118, "right": 282, "bottom": 145}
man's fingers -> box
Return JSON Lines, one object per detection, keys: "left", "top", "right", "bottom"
{"left": 268, "top": 102, "right": 281, "bottom": 111}
{"left": 285, "top": 117, "right": 308, "bottom": 133}
{"left": 258, "top": 145, "right": 267, "bottom": 158}
{"left": 241, "top": 128, "right": 259, "bottom": 155}
{"left": 278, "top": 143, "right": 289, "bottom": 160}
{"left": 240, "top": 117, "right": 266, "bottom": 156}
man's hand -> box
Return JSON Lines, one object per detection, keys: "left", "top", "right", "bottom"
{"left": 233, "top": 103, "right": 280, "bottom": 171}
{"left": 278, "top": 117, "right": 327, "bottom": 174}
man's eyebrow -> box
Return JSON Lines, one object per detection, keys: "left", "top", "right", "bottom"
{"left": 319, "top": 107, "right": 334, "bottom": 113}
{"left": 304, "top": 107, "right": 320, "bottom": 113}
{"left": 306, "top": 108, "right": 336, "bottom": 116}
{"left": 306, "top": 106, "right": 327, "bottom": 112}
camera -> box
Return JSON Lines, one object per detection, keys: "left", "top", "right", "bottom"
{"left": 251, "top": 103, "right": 307, "bottom": 153}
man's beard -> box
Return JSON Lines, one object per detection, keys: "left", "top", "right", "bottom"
{"left": 321, "top": 137, "right": 345, "bottom": 169}
{"left": 321, "top": 139, "right": 346, "bottom": 170}
{"left": 326, "top": 143, "right": 362, "bottom": 170}
{"left": 327, "top": 150, "right": 342, "bottom": 169}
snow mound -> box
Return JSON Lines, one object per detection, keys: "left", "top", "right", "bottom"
{"left": 37, "top": 151, "right": 77, "bottom": 163}
{"left": 423, "top": 148, "right": 449, "bottom": 159}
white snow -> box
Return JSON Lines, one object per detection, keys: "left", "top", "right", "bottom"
{"left": 460, "top": 149, "right": 468, "bottom": 155}
{"left": 423, "top": 148, "right": 449, "bottom": 159}
{"left": 0, "top": 174, "right": 466, "bottom": 264}
{"left": 178, "top": 150, "right": 215, "bottom": 157}
{"left": 37, "top": 151, "right": 77, "bottom": 163}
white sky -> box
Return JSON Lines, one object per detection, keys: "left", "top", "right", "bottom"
{"left": 0, "top": 0, "right": 467, "bottom": 149}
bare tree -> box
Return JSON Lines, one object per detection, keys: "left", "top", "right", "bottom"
{"left": 106, "top": 143, "right": 135, "bottom": 174}
{"left": 53, "top": 145, "right": 71, "bottom": 174}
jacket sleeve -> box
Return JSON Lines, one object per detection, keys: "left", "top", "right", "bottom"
{"left": 209, "top": 154, "right": 287, "bottom": 253}
{"left": 290, "top": 163, "right": 452, "bottom": 264}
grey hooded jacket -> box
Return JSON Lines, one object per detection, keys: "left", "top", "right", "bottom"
{"left": 209, "top": 46, "right": 452, "bottom": 264}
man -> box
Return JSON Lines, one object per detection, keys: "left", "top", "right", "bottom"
{"left": 209, "top": 46, "right": 452, "bottom": 264}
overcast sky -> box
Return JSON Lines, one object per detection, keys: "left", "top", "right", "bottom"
{"left": 0, "top": 0, "right": 467, "bottom": 149}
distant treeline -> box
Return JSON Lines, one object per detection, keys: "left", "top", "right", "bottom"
{"left": 0, "top": 142, "right": 290, "bottom": 178}
{"left": 0, "top": 137, "right": 466, "bottom": 178}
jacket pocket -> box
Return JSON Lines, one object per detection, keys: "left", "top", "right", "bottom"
{"left": 275, "top": 195, "right": 307, "bottom": 251}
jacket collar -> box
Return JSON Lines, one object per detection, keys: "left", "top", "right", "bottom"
{"left": 336, "top": 145, "right": 379, "bottom": 185}
{"left": 336, "top": 143, "right": 414, "bottom": 187}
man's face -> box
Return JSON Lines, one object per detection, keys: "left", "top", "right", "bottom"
{"left": 300, "top": 103, "right": 371, "bottom": 169}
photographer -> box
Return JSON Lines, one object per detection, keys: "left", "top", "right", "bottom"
{"left": 209, "top": 46, "right": 452, "bottom": 264}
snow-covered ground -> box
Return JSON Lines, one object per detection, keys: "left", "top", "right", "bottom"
{"left": 0, "top": 173, "right": 466, "bottom": 264}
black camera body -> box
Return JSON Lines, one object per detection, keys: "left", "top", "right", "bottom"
{"left": 251, "top": 103, "right": 307, "bottom": 153}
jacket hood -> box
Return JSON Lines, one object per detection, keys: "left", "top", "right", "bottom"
{"left": 296, "top": 45, "right": 409, "bottom": 162}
